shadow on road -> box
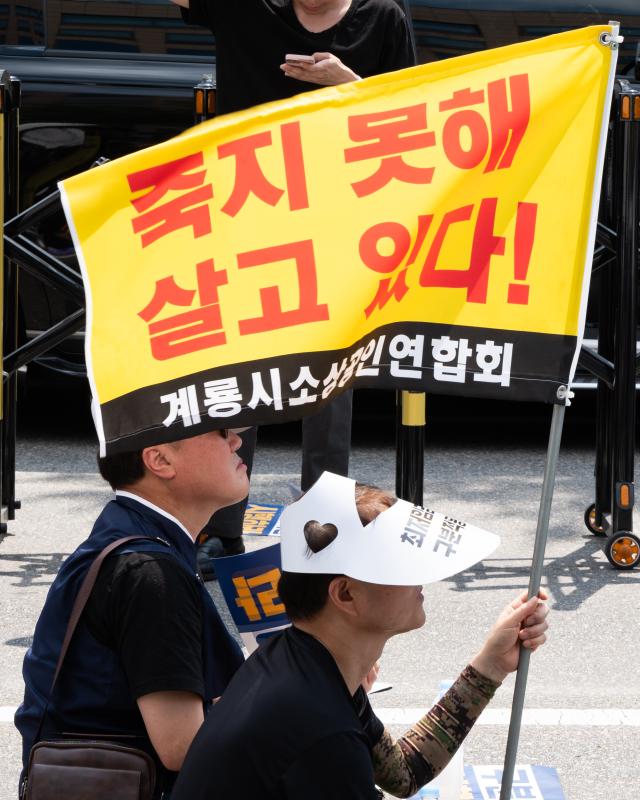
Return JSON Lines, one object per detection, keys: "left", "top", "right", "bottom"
{"left": 5, "top": 636, "right": 32, "bottom": 648}
{"left": 444, "top": 536, "right": 640, "bottom": 610}
{"left": 0, "top": 552, "right": 67, "bottom": 588}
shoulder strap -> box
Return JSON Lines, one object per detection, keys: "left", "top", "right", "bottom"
{"left": 49, "top": 535, "right": 159, "bottom": 694}
{"left": 33, "top": 534, "right": 170, "bottom": 745}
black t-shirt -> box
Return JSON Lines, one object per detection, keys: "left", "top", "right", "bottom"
{"left": 182, "top": 0, "right": 416, "bottom": 114}
{"left": 172, "top": 626, "right": 385, "bottom": 800}
{"left": 83, "top": 551, "right": 205, "bottom": 700}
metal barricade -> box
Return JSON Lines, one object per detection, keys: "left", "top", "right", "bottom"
{"left": 579, "top": 77, "right": 640, "bottom": 570}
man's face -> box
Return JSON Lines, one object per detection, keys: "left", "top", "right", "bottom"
{"left": 166, "top": 429, "right": 249, "bottom": 510}
{"left": 351, "top": 580, "right": 426, "bottom": 637}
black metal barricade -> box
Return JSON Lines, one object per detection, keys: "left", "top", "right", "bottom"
{"left": 0, "top": 74, "right": 86, "bottom": 533}
{"left": 0, "top": 71, "right": 20, "bottom": 530}
{"left": 578, "top": 78, "right": 640, "bottom": 570}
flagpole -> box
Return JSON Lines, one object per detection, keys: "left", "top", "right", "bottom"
{"left": 499, "top": 397, "right": 567, "bottom": 800}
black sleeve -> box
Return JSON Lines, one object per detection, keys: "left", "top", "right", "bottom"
{"left": 354, "top": 687, "right": 385, "bottom": 748}
{"left": 179, "top": 0, "right": 216, "bottom": 31}
{"left": 85, "top": 552, "right": 205, "bottom": 700}
{"left": 379, "top": 6, "right": 417, "bottom": 72}
{"left": 281, "top": 733, "right": 381, "bottom": 800}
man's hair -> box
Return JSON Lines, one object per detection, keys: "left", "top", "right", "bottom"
{"left": 277, "top": 483, "right": 396, "bottom": 621}
{"left": 97, "top": 449, "right": 145, "bottom": 490}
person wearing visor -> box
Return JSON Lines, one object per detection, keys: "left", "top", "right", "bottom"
{"left": 173, "top": 471, "right": 550, "bottom": 799}
{"left": 15, "top": 427, "right": 250, "bottom": 799}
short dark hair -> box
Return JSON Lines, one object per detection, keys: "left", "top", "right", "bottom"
{"left": 277, "top": 483, "right": 396, "bottom": 621}
{"left": 277, "top": 572, "right": 336, "bottom": 622}
{"left": 97, "top": 449, "right": 145, "bottom": 490}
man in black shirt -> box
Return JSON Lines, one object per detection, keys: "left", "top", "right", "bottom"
{"left": 172, "top": 0, "right": 416, "bottom": 566}
{"left": 176, "top": 624, "right": 383, "bottom": 799}
{"left": 16, "top": 428, "right": 250, "bottom": 797}
{"left": 173, "top": 0, "right": 415, "bottom": 114}
{"left": 173, "top": 475, "right": 550, "bottom": 799}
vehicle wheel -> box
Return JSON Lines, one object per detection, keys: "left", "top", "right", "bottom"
{"left": 584, "top": 503, "right": 608, "bottom": 536}
{"left": 604, "top": 532, "right": 640, "bottom": 570}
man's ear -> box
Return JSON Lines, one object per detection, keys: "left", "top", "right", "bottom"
{"left": 326, "top": 576, "right": 358, "bottom": 618}
{"left": 141, "top": 444, "right": 177, "bottom": 480}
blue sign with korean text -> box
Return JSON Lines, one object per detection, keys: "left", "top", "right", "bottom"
{"left": 214, "top": 543, "right": 289, "bottom": 653}
{"left": 242, "top": 503, "right": 284, "bottom": 536}
{"left": 465, "top": 765, "right": 565, "bottom": 799}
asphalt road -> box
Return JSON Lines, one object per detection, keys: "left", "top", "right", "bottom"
{"left": 0, "top": 382, "right": 638, "bottom": 799}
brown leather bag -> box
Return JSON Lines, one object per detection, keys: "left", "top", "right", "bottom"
{"left": 25, "top": 739, "right": 156, "bottom": 800}
{"left": 21, "top": 537, "right": 158, "bottom": 800}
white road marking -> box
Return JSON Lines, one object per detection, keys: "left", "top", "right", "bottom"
{"left": 1, "top": 705, "right": 639, "bottom": 726}
{"left": 374, "top": 707, "right": 640, "bottom": 726}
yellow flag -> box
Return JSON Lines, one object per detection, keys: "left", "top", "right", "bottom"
{"left": 60, "top": 26, "right": 617, "bottom": 454}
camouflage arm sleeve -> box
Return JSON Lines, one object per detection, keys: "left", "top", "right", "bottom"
{"left": 372, "top": 665, "right": 500, "bottom": 798}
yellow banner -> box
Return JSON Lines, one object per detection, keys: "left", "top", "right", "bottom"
{"left": 60, "top": 26, "right": 616, "bottom": 453}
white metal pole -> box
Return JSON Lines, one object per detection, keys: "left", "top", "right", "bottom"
{"left": 499, "top": 399, "right": 566, "bottom": 799}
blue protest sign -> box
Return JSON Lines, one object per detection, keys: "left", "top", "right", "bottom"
{"left": 214, "top": 543, "right": 290, "bottom": 653}
{"left": 465, "top": 765, "right": 565, "bottom": 799}
{"left": 242, "top": 503, "right": 284, "bottom": 536}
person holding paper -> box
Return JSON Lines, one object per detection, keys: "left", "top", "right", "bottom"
{"left": 172, "top": 473, "right": 549, "bottom": 799}
{"left": 171, "top": 0, "right": 416, "bottom": 576}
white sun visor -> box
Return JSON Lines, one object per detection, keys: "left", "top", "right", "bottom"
{"left": 280, "top": 472, "right": 500, "bottom": 585}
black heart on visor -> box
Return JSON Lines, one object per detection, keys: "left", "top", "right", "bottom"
{"left": 304, "top": 520, "right": 339, "bottom": 556}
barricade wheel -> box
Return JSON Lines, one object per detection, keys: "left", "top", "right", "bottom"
{"left": 584, "top": 503, "right": 608, "bottom": 537}
{"left": 605, "top": 532, "right": 640, "bottom": 570}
